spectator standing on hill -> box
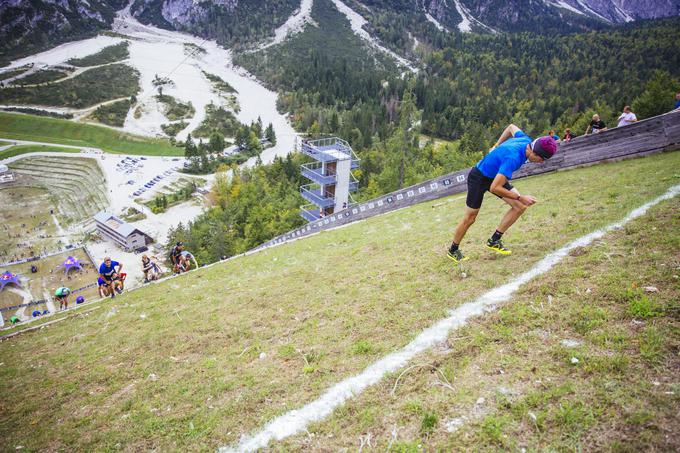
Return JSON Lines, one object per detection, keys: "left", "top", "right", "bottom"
{"left": 54, "top": 287, "right": 71, "bottom": 310}
{"left": 447, "top": 124, "right": 556, "bottom": 263}
{"left": 169, "top": 242, "right": 183, "bottom": 274}
{"left": 562, "top": 128, "right": 575, "bottom": 142}
{"left": 585, "top": 114, "right": 607, "bottom": 135}
{"left": 673, "top": 92, "right": 680, "bottom": 111}
{"left": 617, "top": 106, "right": 638, "bottom": 127}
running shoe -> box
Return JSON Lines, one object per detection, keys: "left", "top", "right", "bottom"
{"left": 447, "top": 249, "right": 469, "bottom": 263}
{"left": 116, "top": 287, "right": 123, "bottom": 294}
{"left": 486, "top": 239, "right": 512, "bottom": 255}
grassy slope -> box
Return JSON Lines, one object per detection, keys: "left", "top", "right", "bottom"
{"left": 0, "top": 186, "right": 57, "bottom": 259}
{"left": 0, "top": 152, "right": 678, "bottom": 451}
{"left": 0, "top": 144, "right": 80, "bottom": 159}
{"left": 281, "top": 196, "right": 680, "bottom": 451}
{"left": 13, "top": 69, "right": 69, "bottom": 86}
{"left": 0, "top": 112, "right": 182, "bottom": 156}
{"left": 0, "top": 68, "right": 28, "bottom": 82}
{"left": 67, "top": 42, "right": 129, "bottom": 67}
{"left": 0, "top": 64, "right": 139, "bottom": 109}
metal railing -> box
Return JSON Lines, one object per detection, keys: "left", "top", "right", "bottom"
{"left": 300, "top": 184, "right": 335, "bottom": 208}
{"left": 300, "top": 137, "right": 361, "bottom": 166}
{"left": 349, "top": 173, "right": 359, "bottom": 192}
{"left": 300, "top": 162, "right": 337, "bottom": 185}
{"left": 300, "top": 204, "right": 323, "bottom": 222}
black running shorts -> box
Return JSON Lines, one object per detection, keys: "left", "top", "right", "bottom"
{"left": 465, "top": 167, "right": 514, "bottom": 209}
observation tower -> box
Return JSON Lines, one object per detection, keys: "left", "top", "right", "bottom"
{"left": 299, "top": 137, "right": 360, "bottom": 222}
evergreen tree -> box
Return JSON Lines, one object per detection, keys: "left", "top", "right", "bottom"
{"left": 265, "top": 122, "right": 276, "bottom": 145}
{"left": 254, "top": 116, "right": 263, "bottom": 138}
{"left": 632, "top": 71, "right": 680, "bottom": 119}
{"left": 329, "top": 111, "right": 339, "bottom": 132}
{"left": 209, "top": 132, "right": 226, "bottom": 153}
{"left": 184, "top": 134, "right": 196, "bottom": 159}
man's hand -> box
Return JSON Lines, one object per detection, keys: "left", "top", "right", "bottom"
{"left": 518, "top": 195, "right": 537, "bottom": 206}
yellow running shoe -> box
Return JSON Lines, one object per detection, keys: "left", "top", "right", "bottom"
{"left": 486, "top": 239, "right": 512, "bottom": 255}
{"left": 447, "top": 249, "right": 469, "bottom": 263}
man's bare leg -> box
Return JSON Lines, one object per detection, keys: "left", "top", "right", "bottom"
{"left": 496, "top": 193, "right": 527, "bottom": 233}
{"left": 453, "top": 207, "right": 480, "bottom": 245}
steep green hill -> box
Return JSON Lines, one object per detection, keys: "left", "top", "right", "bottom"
{"left": 1, "top": 151, "right": 678, "bottom": 450}
{"left": 0, "top": 112, "right": 183, "bottom": 156}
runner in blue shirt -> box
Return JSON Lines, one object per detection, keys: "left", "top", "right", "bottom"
{"left": 447, "top": 124, "right": 557, "bottom": 263}
{"left": 99, "top": 257, "right": 124, "bottom": 298}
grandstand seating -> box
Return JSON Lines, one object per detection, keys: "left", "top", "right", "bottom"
{"left": 9, "top": 157, "right": 108, "bottom": 223}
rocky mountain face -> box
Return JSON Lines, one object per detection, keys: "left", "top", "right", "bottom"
{"left": 569, "top": 0, "right": 680, "bottom": 22}
{"left": 130, "top": 0, "right": 238, "bottom": 29}
{"left": 128, "top": 0, "right": 298, "bottom": 47}
{"left": 420, "top": 0, "right": 680, "bottom": 33}
{"left": 0, "top": 0, "right": 127, "bottom": 61}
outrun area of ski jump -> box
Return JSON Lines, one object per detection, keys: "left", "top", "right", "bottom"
{"left": 220, "top": 183, "right": 680, "bottom": 452}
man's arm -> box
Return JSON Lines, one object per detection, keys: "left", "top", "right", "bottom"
{"left": 490, "top": 174, "right": 537, "bottom": 206}
{"left": 584, "top": 124, "right": 591, "bottom": 135}
{"left": 492, "top": 124, "right": 521, "bottom": 149}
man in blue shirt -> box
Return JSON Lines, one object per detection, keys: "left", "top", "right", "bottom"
{"left": 674, "top": 92, "right": 680, "bottom": 111}
{"left": 99, "top": 256, "right": 124, "bottom": 298}
{"left": 447, "top": 124, "right": 557, "bottom": 263}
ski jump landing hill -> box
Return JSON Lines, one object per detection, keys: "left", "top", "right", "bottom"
{"left": 258, "top": 110, "right": 680, "bottom": 250}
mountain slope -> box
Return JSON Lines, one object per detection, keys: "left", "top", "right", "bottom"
{"left": 1, "top": 151, "right": 678, "bottom": 450}
{"left": 419, "top": 0, "right": 680, "bottom": 33}
{"left": 0, "top": 0, "right": 127, "bottom": 63}
{"left": 129, "top": 0, "right": 300, "bottom": 48}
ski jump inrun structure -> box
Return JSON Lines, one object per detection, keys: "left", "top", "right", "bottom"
{"left": 256, "top": 110, "right": 680, "bottom": 251}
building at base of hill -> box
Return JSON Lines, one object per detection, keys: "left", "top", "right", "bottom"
{"left": 93, "top": 211, "right": 153, "bottom": 252}
{"left": 0, "top": 164, "right": 15, "bottom": 184}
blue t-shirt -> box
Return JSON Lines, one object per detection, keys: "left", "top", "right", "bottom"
{"left": 476, "top": 130, "right": 531, "bottom": 179}
{"left": 674, "top": 99, "right": 680, "bottom": 110}
{"left": 99, "top": 261, "right": 120, "bottom": 277}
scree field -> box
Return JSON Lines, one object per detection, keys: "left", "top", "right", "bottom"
{"left": 0, "top": 151, "right": 678, "bottom": 451}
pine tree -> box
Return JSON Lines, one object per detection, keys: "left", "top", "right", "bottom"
{"left": 632, "top": 71, "right": 680, "bottom": 119}
{"left": 184, "top": 134, "right": 196, "bottom": 159}
{"left": 209, "top": 132, "right": 226, "bottom": 153}
{"left": 265, "top": 123, "right": 276, "bottom": 145}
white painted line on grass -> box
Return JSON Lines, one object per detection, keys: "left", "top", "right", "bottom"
{"left": 220, "top": 184, "right": 680, "bottom": 452}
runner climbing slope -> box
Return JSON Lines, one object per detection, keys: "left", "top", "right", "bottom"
{"left": 99, "top": 257, "right": 124, "bottom": 298}
{"left": 448, "top": 124, "right": 557, "bottom": 263}
{"left": 54, "top": 286, "right": 71, "bottom": 310}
